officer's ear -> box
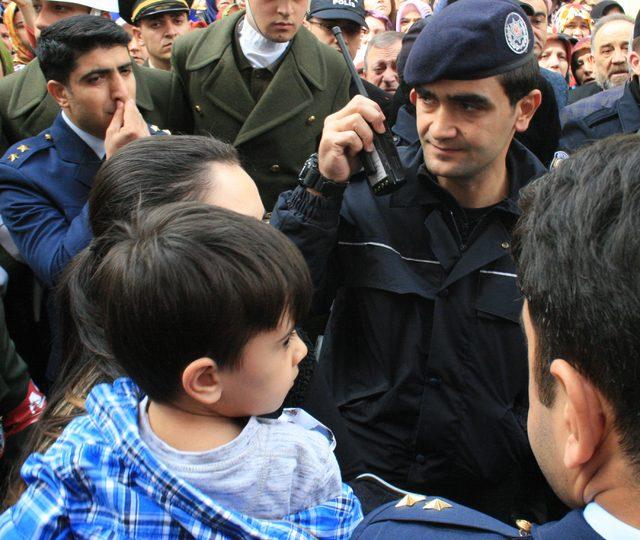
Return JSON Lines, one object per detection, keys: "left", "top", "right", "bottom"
{"left": 549, "top": 359, "right": 607, "bottom": 471}
{"left": 630, "top": 51, "right": 640, "bottom": 77}
{"left": 131, "top": 25, "right": 144, "bottom": 46}
{"left": 46, "top": 80, "right": 70, "bottom": 109}
{"left": 513, "top": 89, "right": 541, "bottom": 133}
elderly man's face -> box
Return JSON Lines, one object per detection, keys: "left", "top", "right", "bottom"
{"left": 593, "top": 19, "right": 633, "bottom": 89}
{"left": 364, "top": 40, "right": 401, "bottom": 93}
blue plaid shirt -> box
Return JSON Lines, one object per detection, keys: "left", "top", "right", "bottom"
{"left": 0, "top": 378, "right": 362, "bottom": 539}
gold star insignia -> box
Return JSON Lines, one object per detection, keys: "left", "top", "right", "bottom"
{"left": 516, "top": 519, "right": 532, "bottom": 534}
{"left": 423, "top": 499, "right": 452, "bottom": 511}
{"left": 44, "top": 134, "right": 52, "bottom": 141}
{"left": 8, "top": 153, "right": 19, "bottom": 162}
{"left": 150, "top": 124, "right": 159, "bottom": 132}
{"left": 395, "top": 494, "right": 426, "bottom": 508}
{"left": 17, "top": 144, "right": 29, "bottom": 153}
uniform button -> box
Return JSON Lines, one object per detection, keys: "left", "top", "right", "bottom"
{"left": 416, "top": 454, "right": 426, "bottom": 464}
{"left": 427, "top": 377, "right": 441, "bottom": 387}
{"left": 306, "top": 115, "right": 316, "bottom": 125}
{"left": 438, "top": 288, "right": 449, "bottom": 298}
{"left": 270, "top": 164, "right": 281, "bottom": 173}
{"left": 501, "top": 241, "right": 510, "bottom": 249}
{"left": 194, "top": 105, "right": 202, "bottom": 113}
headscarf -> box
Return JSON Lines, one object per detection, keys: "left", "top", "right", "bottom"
{"left": 365, "top": 9, "right": 393, "bottom": 30}
{"left": 395, "top": 0, "right": 432, "bottom": 32}
{"left": 2, "top": 3, "right": 34, "bottom": 66}
{"left": 552, "top": 2, "right": 592, "bottom": 34}
{"left": 0, "top": 39, "right": 14, "bottom": 78}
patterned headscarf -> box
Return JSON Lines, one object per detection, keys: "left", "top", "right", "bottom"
{"left": 552, "top": 2, "right": 592, "bottom": 34}
{"left": 2, "top": 2, "right": 34, "bottom": 66}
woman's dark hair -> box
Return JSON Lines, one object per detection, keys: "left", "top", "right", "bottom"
{"left": 37, "top": 15, "right": 130, "bottom": 84}
{"left": 2, "top": 136, "right": 245, "bottom": 507}
{"left": 92, "top": 202, "right": 312, "bottom": 402}
{"left": 89, "top": 135, "right": 240, "bottom": 237}
{"left": 513, "top": 134, "right": 640, "bottom": 476}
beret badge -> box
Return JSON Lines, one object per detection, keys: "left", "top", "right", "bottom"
{"left": 504, "top": 12, "right": 530, "bottom": 55}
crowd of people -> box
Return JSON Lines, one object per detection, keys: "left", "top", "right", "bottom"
{"left": 0, "top": 0, "right": 638, "bottom": 537}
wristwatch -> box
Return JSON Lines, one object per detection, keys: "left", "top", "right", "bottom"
{"left": 298, "top": 153, "right": 347, "bottom": 198}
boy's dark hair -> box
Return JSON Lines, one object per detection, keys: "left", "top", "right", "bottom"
{"left": 90, "top": 202, "right": 312, "bottom": 403}
{"left": 89, "top": 135, "right": 240, "bottom": 237}
{"left": 496, "top": 54, "right": 540, "bottom": 107}
{"left": 37, "top": 15, "right": 130, "bottom": 84}
{"left": 513, "top": 134, "right": 640, "bottom": 475}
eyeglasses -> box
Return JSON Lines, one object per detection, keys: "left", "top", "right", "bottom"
{"left": 307, "top": 19, "right": 362, "bottom": 36}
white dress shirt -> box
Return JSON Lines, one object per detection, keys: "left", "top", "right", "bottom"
{"left": 61, "top": 111, "right": 106, "bottom": 160}
{"left": 584, "top": 502, "right": 640, "bottom": 540}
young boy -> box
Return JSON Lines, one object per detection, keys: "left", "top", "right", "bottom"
{"left": 0, "top": 203, "right": 362, "bottom": 538}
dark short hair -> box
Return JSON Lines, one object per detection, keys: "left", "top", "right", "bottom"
{"left": 89, "top": 135, "right": 240, "bottom": 237}
{"left": 496, "top": 54, "right": 540, "bottom": 107}
{"left": 37, "top": 15, "right": 130, "bottom": 84}
{"left": 91, "top": 202, "right": 312, "bottom": 403}
{"left": 513, "top": 134, "right": 640, "bottom": 474}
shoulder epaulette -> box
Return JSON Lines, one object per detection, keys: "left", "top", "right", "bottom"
{"left": 1, "top": 131, "right": 54, "bottom": 169}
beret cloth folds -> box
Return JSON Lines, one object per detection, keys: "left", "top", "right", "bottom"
{"left": 404, "top": 0, "right": 534, "bottom": 86}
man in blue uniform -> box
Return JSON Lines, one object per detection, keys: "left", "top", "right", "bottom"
{"left": 559, "top": 10, "right": 640, "bottom": 153}
{"left": 272, "top": 0, "right": 546, "bottom": 523}
{"left": 352, "top": 133, "right": 640, "bottom": 539}
{"left": 0, "top": 16, "right": 154, "bottom": 291}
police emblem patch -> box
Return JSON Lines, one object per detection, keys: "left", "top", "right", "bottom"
{"left": 504, "top": 12, "right": 529, "bottom": 55}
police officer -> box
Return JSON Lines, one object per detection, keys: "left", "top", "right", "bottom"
{"left": 352, "top": 133, "right": 640, "bottom": 539}
{"left": 559, "top": 10, "right": 640, "bottom": 153}
{"left": 272, "top": 0, "right": 546, "bottom": 523}
{"left": 0, "top": 0, "right": 185, "bottom": 154}
{"left": 119, "top": 0, "right": 193, "bottom": 71}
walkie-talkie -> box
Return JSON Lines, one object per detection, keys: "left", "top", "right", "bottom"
{"left": 332, "top": 27, "right": 406, "bottom": 196}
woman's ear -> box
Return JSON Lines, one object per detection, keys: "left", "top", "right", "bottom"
{"left": 181, "top": 357, "right": 223, "bottom": 405}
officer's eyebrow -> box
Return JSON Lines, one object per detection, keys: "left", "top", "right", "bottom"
{"left": 79, "top": 62, "right": 133, "bottom": 82}
{"left": 446, "top": 93, "right": 493, "bottom": 110}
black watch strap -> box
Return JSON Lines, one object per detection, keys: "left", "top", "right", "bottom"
{"left": 298, "top": 153, "right": 347, "bottom": 198}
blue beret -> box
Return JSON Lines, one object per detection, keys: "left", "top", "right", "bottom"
{"left": 404, "top": 0, "right": 534, "bottom": 86}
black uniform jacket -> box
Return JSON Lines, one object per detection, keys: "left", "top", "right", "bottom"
{"left": 271, "top": 141, "right": 546, "bottom": 495}
{"left": 560, "top": 79, "right": 640, "bottom": 153}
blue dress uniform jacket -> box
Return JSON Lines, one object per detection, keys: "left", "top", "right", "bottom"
{"left": 559, "top": 81, "right": 639, "bottom": 153}
{"left": 0, "top": 114, "right": 99, "bottom": 289}
{"left": 352, "top": 497, "right": 605, "bottom": 539}
{"left": 271, "top": 141, "right": 547, "bottom": 519}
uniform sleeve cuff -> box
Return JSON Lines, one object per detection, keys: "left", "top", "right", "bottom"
{"left": 287, "top": 186, "right": 342, "bottom": 226}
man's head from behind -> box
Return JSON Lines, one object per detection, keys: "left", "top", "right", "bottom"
{"left": 591, "top": 13, "right": 634, "bottom": 89}
{"left": 304, "top": 0, "right": 366, "bottom": 59}
{"left": 405, "top": 0, "right": 540, "bottom": 185}
{"left": 38, "top": 15, "right": 133, "bottom": 139}
{"left": 363, "top": 30, "right": 402, "bottom": 92}
{"left": 514, "top": 135, "right": 640, "bottom": 510}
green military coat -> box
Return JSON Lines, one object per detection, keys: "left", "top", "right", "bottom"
{"left": 172, "top": 11, "right": 351, "bottom": 208}
{"left": 0, "top": 60, "right": 188, "bottom": 155}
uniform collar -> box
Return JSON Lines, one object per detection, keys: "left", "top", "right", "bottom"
{"left": 183, "top": 10, "right": 327, "bottom": 91}
{"left": 61, "top": 111, "right": 105, "bottom": 159}
{"left": 50, "top": 113, "right": 103, "bottom": 164}
{"left": 583, "top": 502, "right": 640, "bottom": 540}
{"left": 618, "top": 80, "right": 640, "bottom": 134}
{"left": 390, "top": 138, "right": 545, "bottom": 214}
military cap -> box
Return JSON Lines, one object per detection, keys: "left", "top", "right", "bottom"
{"left": 308, "top": 0, "right": 367, "bottom": 28}
{"left": 404, "top": 0, "right": 534, "bottom": 87}
{"left": 119, "top": 0, "right": 193, "bottom": 24}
